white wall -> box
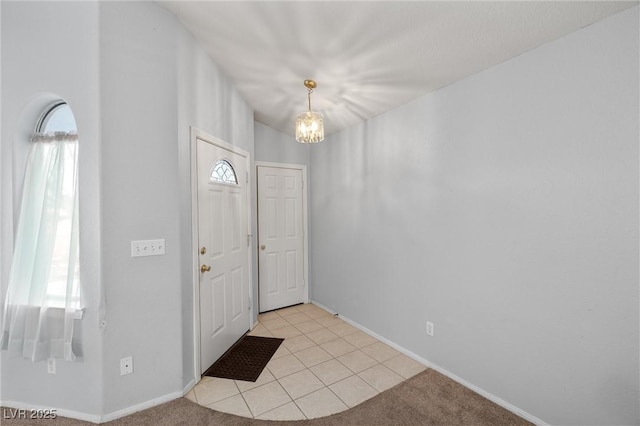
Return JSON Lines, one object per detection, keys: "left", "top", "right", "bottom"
{"left": 255, "top": 122, "right": 310, "bottom": 166}
{"left": 2, "top": 1, "right": 637, "bottom": 423}
{"left": 99, "top": 0, "right": 256, "bottom": 414}
{"left": 99, "top": 2, "right": 183, "bottom": 414}
{"left": 176, "top": 15, "right": 255, "bottom": 389}
{"left": 1, "top": 1, "right": 103, "bottom": 417}
{"left": 309, "top": 7, "right": 639, "bottom": 425}
{"left": 2, "top": 0, "right": 255, "bottom": 418}
{"left": 0, "top": 1, "right": 3, "bottom": 312}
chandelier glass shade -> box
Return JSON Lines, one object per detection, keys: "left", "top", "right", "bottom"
{"left": 295, "top": 80, "right": 324, "bottom": 143}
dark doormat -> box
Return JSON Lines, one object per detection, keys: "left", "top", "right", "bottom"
{"left": 203, "top": 335, "right": 284, "bottom": 382}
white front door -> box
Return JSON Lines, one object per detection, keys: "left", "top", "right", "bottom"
{"left": 257, "top": 164, "right": 307, "bottom": 312}
{"left": 197, "top": 136, "right": 250, "bottom": 374}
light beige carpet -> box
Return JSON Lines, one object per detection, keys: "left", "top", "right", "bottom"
{"left": 2, "top": 369, "right": 532, "bottom": 425}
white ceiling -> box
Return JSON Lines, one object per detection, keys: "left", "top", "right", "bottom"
{"left": 160, "top": 1, "right": 636, "bottom": 137}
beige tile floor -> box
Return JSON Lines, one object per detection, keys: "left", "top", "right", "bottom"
{"left": 185, "top": 303, "right": 427, "bottom": 420}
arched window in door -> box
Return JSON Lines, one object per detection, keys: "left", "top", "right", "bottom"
{"left": 210, "top": 159, "right": 238, "bottom": 184}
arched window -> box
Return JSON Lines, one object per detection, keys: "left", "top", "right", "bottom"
{"left": 211, "top": 159, "right": 238, "bottom": 184}
{"left": 36, "top": 102, "right": 77, "bottom": 133}
{"left": 1, "top": 100, "right": 81, "bottom": 362}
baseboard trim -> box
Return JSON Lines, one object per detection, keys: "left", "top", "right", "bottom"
{"left": 310, "top": 300, "right": 548, "bottom": 426}
{"left": 0, "top": 400, "right": 101, "bottom": 424}
{"left": 182, "top": 378, "right": 197, "bottom": 396}
{"left": 100, "top": 391, "right": 182, "bottom": 423}
{"left": 4, "top": 389, "right": 189, "bottom": 424}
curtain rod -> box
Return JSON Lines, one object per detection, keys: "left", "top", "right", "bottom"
{"left": 31, "top": 131, "right": 78, "bottom": 142}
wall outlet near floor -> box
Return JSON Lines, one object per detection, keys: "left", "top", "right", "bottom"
{"left": 47, "top": 358, "right": 56, "bottom": 374}
{"left": 426, "top": 321, "right": 434, "bottom": 337}
{"left": 120, "top": 356, "right": 133, "bottom": 376}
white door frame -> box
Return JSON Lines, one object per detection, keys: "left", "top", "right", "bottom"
{"left": 256, "top": 161, "right": 309, "bottom": 312}
{"left": 191, "top": 127, "right": 253, "bottom": 381}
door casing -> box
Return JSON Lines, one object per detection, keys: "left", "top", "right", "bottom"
{"left": 191, "top": 127, "right": 253, "bottom": 382}
{"left": 256, "top": 161, "right": 309, "bottom": 312}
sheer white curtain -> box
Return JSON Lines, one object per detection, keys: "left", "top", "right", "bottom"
{"left": 1, "top": 132, "right": 80, "bottom": 362}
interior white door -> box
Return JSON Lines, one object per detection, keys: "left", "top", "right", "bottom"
{"left": 258, "top": 165, "right": 306, "bottom": 312}
{"left": 197, "top": 138, "right": 250, "bottom": 374}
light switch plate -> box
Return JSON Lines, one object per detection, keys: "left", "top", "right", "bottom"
{"left": 131, "top": 239, "right": 165, "bottom": 257}
{"left": 47, "top": 358, "right": 56, "bottom": 374}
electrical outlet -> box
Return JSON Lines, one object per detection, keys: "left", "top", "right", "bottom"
{"left": 47, "top": 358, "right": 56, "bottom": 374}
{"left": 426, "top": 321, "right": 434, "bottom": 337}
{"left": 120, "top": 356, "right": 133, "bottom": 376}
{"left": 131, "top": 239, "right": 165, "bottom": 257}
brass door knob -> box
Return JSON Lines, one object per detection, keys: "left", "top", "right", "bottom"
{"left": 260, "top": 245, "right": 266, "bottom": 251}
{"left": 200, "top": 264, "right": 211, "bottom": 273}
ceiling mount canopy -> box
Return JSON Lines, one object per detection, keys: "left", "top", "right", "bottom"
{"left": 295, "top": 79, "right": 324, "bottom": 144}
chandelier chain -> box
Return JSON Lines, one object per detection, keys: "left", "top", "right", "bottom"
{"left": 296, "top": 79, "right": 324, "bottom": 143}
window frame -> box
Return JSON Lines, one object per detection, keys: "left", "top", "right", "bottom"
{"left": 35, "top": 101, "right": 69, "bottom": 134}
{"left": 210, "top": 158, "right": 239, "bottom": 185}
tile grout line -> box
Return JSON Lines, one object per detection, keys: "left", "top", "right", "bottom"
{"left": 263, "top": 307, "right": 344, "bottom": 419}
{"left": 235, "top": 381, "right": 256, "bottom": 419}
{"left": 298, "top": 362, "right": 352, "bottom": 417}
{"left": 246, "top": 324, "right": 316, "bottom": 419}
{"left": 257, "top": 392, "right": 306, "bottom": 420}
{"left": 325, "top": 376, "right": 355, "bottom": 410}
{"left": 290, "top": 321, "right": 378, "bottom": 415}
{"left": 212, "top": 304, "right": 414, "bottom": 420}
{"left": 272, "top": 375, "right": 309, "bottom": 420}
{"left": 290, "top": 397, "right": 308, "bottom": 419}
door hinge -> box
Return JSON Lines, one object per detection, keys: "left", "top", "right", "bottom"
{"left": 248, "top": 297, "right": 252, "bottom": 311}
{"left": 247, "top": 234, "right": 253, "bottom": 246}
{"left": 246, "top": 171, "right": 249, "bottom": 183}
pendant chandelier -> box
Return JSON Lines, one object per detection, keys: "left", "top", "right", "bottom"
{"left": 295, "top": 79, "right": 324, "bottom": 143}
